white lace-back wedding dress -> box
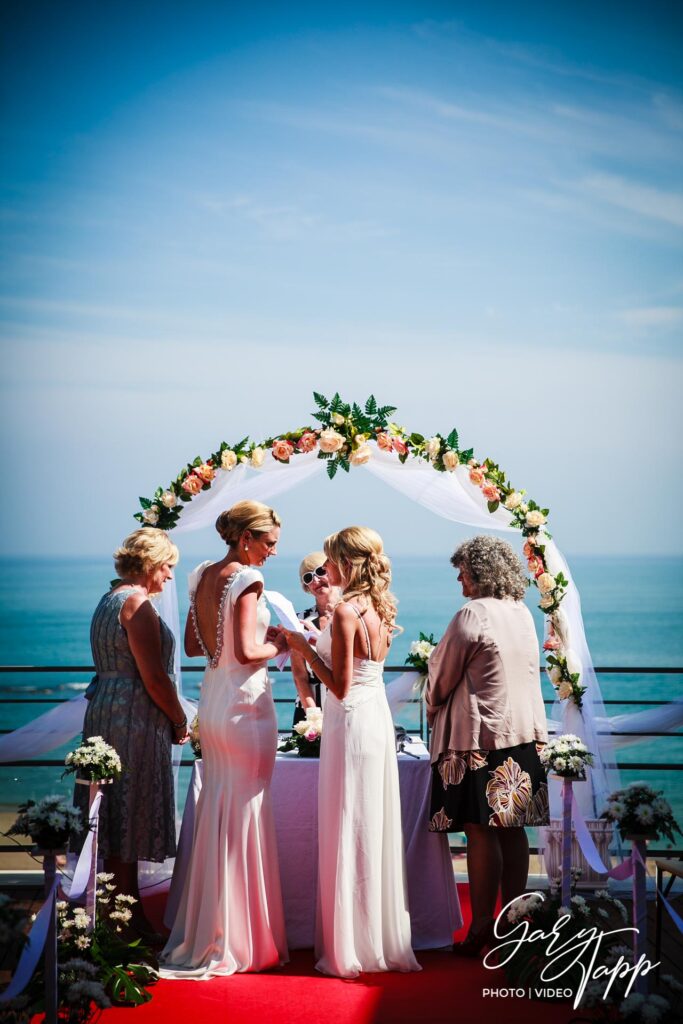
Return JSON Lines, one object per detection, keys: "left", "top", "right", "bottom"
{"left": 160, "top": 564, "right": 288, "bottom": 978}
{"left": 315, "top": 607, "right": 421, "bottom": 978}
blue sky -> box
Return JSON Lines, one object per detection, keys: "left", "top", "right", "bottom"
{"left": 1, "top": 1, "right": 682, "bottom": 559}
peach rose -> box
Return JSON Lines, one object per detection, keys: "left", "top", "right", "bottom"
{"left": 160, "top": 490, "right": 177, "bottom": 508}
{"left": 442, "top": 450, "right": 460, "bottom": 472}
{"left": 558, "top": 681, "right": 574, "bottom": 701}
{"left": 426, "top": 436, "right": 441, "bottom": 459}
{"left": 194, "top": 462, "right": 215, "bottom": 484}
{"left": 182, "top": 474, "right": 202, "bottom": 495}
{"left": 392, "top": 437, "right": 408, "bottom": 456}
{"left": 221, "top": 449, "right": 237, "bottom": 471}
{"left": 319, "top": 429, "right": 345, "bottom": 454}
{"left": 523, "top": 540, "right": 534, "bottom": 558}
{"left": 142, "top": 507, "right": 159, "bottom": 525}
{"left": 526, "top": 509, "right": 547, "bottom": 528}
{"left": 272, "top": 439, "right": 294, "bottom": 462}
{"left": 469, "top": 467, "right": 485, "bottom": 486}
{"left": 537, "top": 572, "right": 556, "bottom": 594}
{"left": 482, "top": 483, "right": 500, "bottom": 502}
{"left": 548, "top": 665, "right": 562, "bottom": 686}
{"left": 297, "top": 432, "right": 318, "bottom": 453}
{"left": 528, "top": 555, "right": 544, "bottom": 576}
{"left": 543, "top": 634, "right": 562, "bottom": 651}
{"left": 350, "top": 444, "right": 371, "bottom": 465}
{"left": 539, "top": 593, "right": 555, "bottom": 610}
{"left": 250, "top": 447, "right": 265, "bottom": 468}
{"left": 376, "top": 432, "right": 393, "bottom": 451}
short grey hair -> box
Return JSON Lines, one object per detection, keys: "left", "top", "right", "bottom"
{"left": 451, "top": 536, "right": 527, "bottom": 601}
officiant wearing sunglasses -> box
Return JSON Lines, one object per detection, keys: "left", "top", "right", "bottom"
{"left": 290, "top": 552, "right": 341, "bottom": 727}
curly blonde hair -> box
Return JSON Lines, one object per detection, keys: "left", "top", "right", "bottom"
{"left": 451, "top": 536, "right": 527, "bottom": 600}
{"left": 113, "top": 528, "right": 179, "bottom": 579}
{"left": 324, "top": 526, "right": 398, "bottom": 628}
{"left": 215, "top": 500, "right": 281, "bottom": 547}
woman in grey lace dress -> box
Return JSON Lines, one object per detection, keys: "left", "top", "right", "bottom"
{"left": 74, "top": 528, "right": 189, "bottom": 934}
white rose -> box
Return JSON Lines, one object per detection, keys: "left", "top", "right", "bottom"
{"left": 293, "top": 721, "right": 309, "bottom": 735}
{"left": 548, "top": 665, "right": 562, "bottom": 686}
{"left": 250, "top": 447, "right": 265, "bottom": 468}
{"left": 330, "top": 412, "right": 345, "bottom": 426}
{"left": 350, "top": 444, "right": 371, "bottom": 465}
{"left": 442, "top": 450, "right": 460, "bottom": 472}
{"left": 539, "top": 593, "right": 555, "bottom": 609}
{"left": 160, "top": 490, "right": 177, "bottom": 509}
{"left": 319, "top": 429, "right": 345, "bottom": 453}
{"left": 558, "top": 681, "right": 574, "bottom": 701}
{"left": 504, "top": 491, "right": 522, "bottom": 510}
{"left": 425, "top": 436, "right": 441, "bottom": 459}
{"left": 142, "top": 508, "right": 159, "bottom": 525}
{"left": 537, "top": 572, "right": 556, "bottom": 594}
{"left": 526, "top": 509, "right": 547, "bottom": 527}
{"left": 221, "top": 449, "right": 237, "bottom": 471}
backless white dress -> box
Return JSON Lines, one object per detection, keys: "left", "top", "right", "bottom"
{"left": 314, "top": 607, "right": 421, "bottom": 978}
{"left": 160, "top": 564, "right": 288, "bottom": 978}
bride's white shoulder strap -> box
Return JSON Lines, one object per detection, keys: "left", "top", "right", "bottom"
{"left": 187, "top": 560, "right": 213, "bottom": 598}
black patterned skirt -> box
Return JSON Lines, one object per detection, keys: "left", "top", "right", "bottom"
{"left": 428, "top": 742, "right": 550, "bottom": 832}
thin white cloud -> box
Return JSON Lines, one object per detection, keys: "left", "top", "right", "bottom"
{"left": 577, "top": 175, "right": 683, "bottom": 228}
{"left": 617, "top": 306, "right": 683, "bottom": 329}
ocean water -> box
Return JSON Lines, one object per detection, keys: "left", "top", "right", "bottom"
{"left": 0, "top": 556, "right": 681, "bottom": 831}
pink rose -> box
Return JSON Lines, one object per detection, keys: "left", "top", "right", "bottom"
{"left": 319, "top": 429, "right": 345, "bottom": 454}
{"left": 350, "top": 444, "right": 371, "bottom": 465}
{"left": 376, "top": 433, "right": 393, "bottom": 451}
{"left": 528, "top": 555, "right": 544, "bottom": 576}
{"left": 272, "top": 439, "right": 294, "bottom": 462}
{"left": 305, "top": 729, "right": 318, "bottom": 742}
{"left": 469, "top": 467, "right": 485, "bottom": 486}
{"left": 182, "top": 474, "right": 202, "bottom": 495}
{"left": 482, "top": 483, "right": 500, "bottom": 502}
{"left": 523, "top": 541, "right": 534, "bottom": 558}
{"left": 392, "top": 437, "right": 408, "bottom": 456}
{"left": 297, "top": 432, "right": 318, "bottom": 453}
{"left": 194, "top": 462, "right": 215, "bottom": 484}
{"left": 543, "top": 634, "right": 562, "bottom": 651}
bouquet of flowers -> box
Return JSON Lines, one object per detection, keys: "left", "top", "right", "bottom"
{"left": 405, "top": 632, "right": 438, "bottom": 693}
{"left": 602, "top": 782, "right": 682, "bottom": 843}
{"left": 538, "top": 734, "right": 594, "bottom": 778}
{"left": 189, "top": 715, "right": 201, "bottom": 759}
{"left": 279, "top": 707, "right": 323, "bottom": 757}
{"left": 64, "top": 736, "right": 122, "bottom": 783}
{"left": 7, "top": 794, "right": 83, "bottom": 851}
{"left": 55, "top": 872, "right": 157, "bottom": 1007}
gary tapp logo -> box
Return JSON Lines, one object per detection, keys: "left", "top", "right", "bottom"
{"left": 481, "top": 893, "right": 659, "bottom": 1010}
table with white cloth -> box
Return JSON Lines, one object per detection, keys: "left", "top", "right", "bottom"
{"left": 165, "top": 740, "right": 461, "bottom": 950}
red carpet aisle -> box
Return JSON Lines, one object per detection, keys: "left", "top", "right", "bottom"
{"left": 63, "top": 886, "right": 582, "bottom": 1024}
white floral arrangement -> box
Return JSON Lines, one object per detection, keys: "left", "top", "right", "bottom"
{"left": 279, "top": 707, "right": 323, "bottom": 757}
{"left": 601, "top": 782, "right": 682, "bottom": 844}
{"left": 405, "top": 632, "right": 438, "bottom": 694}
{"left": 64, "top": 736, "right": 122, "bottom": 782}
{"left": 8, "top": 794, "right": 83, "bottom": 850}
{"left": 538, "top": 734, "right": 594, "bottom": 778}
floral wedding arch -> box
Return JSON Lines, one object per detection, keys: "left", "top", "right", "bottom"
{"left": 137, "top": 392, "right": 615, "bottom": 817}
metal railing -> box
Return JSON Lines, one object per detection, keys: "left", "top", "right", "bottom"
{"left": 1, "top": 664, "right": 682, "bottom": 859}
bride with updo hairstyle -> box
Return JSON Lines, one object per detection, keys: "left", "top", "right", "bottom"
{"left": 284, "top": 526, "right": 420, "bottom": 978}
{"left": 161, "top": 499, "right": 289, "bottom": 978}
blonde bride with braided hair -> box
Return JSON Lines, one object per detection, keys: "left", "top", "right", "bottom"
{"left": 283, "top": 526, "right": 420, "bottom": 978}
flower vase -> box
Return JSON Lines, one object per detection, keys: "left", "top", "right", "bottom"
{"left": 543, "top": 775, "right": 614, "bottom": 892}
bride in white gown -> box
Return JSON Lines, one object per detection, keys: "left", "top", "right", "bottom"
{"left": 160, "top": 500, "right": 289, "bottom": 978}
{"left": 284, "top": 526, "right": 420, "bottom": 979}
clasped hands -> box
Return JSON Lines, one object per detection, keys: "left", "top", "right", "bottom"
{"left": 265, "top": 626, "right": 314, "bottom": 660}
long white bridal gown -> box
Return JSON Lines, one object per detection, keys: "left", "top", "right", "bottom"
{"left": 315, "top": 607, "right": 421, "bottom": 978}
{"left": 160, "top": 564, "right": 288, "bottom": 978}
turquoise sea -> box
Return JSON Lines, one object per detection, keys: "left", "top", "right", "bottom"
{"left": 1, "top": 556, "right": 682, "bottom": 834}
